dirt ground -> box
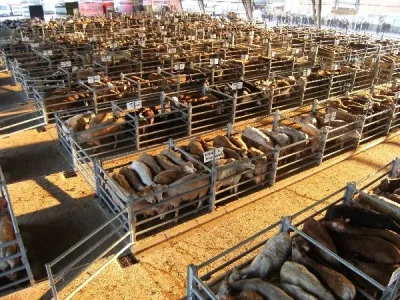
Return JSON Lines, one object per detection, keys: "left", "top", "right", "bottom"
{"left": 1, "top": 73, "right": 400, "bottom": 299}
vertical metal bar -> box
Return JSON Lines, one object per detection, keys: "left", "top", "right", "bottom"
{"left": 188, "top": 104, "right": 193, "bottom": 136}
{"left": 390, "top": 157, "right": 400, "bottom": 178}
{"left": 210, "top": 161, "right": 217, "bottom": 213}
{"left": 318, "top": 127, "right": 329, "bottom": 164}
{"left": 343, "top": 182, "right": 357, "bottom": 204}
{"left": 270, "top": 146, "right": 280, "bottom": 186}
{"left": 187, "top": 264, "right": 197, "bottom": 300}
{"left": 357, "top": 116, "right": 367, "bottom": 146}
{"left": 327, "top": 75, "right": 334, "bottom": 99}
{"left": 94, "top": 159, "right": 101, "bottom": 197}
{"left": 226, "top": 123, "right": 232, "bottom": 138}
{"left": 272, "top": 110, "right": 280, "bottom": 131}
{"left": 16, "top": 233, "right": 34, "bottom": 285}
{"left": 232, "top": 92, "right": 237, "bottom": 123}
{"left": 45, "top": 264, "right": 59, "bottom": 300}
{"left": 134, "top": 115, "right": 140, "bottom": 151}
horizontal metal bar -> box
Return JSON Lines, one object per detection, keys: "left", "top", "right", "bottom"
{"left": 48, "top": 207, "right": 129, "bottom": 267}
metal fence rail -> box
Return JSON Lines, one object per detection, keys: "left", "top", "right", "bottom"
{"left": 0, "top": 166, "right": 34, "bottom": 296}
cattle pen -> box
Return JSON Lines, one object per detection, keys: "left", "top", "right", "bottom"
{"left": 1, "top": 11, "right": 400, "bottom": 300}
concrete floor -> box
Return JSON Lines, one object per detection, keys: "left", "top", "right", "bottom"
{"left": 0, "top": 73, "right": 399, "bottom": 299}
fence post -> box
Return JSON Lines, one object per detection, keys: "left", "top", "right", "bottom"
{"left": 187, "top": 264, "right": 198, "bottom": 300}
{"left": 134, "top": 115, "right": 140, "bottom": 151}
{"left": 280, "top": 216, "right": 291, "bottom": 232}
{"left": 327, "top": 74, "right": 334, "bottom": 99}
{"left": 188, "top": 104, "right": 193, "bottom": 136}
{"left": 350, "top": 68, "right": 357, "bottom": 92}
{"left": 45, "top": 263, "right": 59, "bottom": 300}
{"left": 226, "top": 123, "right": 232, "bottom": 138}
{"left": 272, "top": 110, "right": 280, "bottom": 131}
{"left": 268, "top": 86, "right": 274, "bottom": 112}
{"left": 318, "top": 127, "right": 329, "bottom": 165}
{"left": 390, "top": 157, "right": 400, "bottom": 178}
{"left": 209, "top": 158, "right": 217, "bottom": 212}
{"left": 16, "top": 233, "right": 35, "bottom": 285}
{"left": 357, "top": 115, "right": 367, "bottom": 146}
{"left": 93, "top": 159, "right": 102, "bottom": 197}
{"left": 270, "top": 145, "right": 280, "bottom": 186}
{"left": 343, "top": 182, "right": 357, "bottom": 204}
{"left": 232, "top": 92, "right": 237, "bottom": 123}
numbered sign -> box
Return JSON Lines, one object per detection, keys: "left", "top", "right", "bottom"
{"left": 90, "top": 37, "right": 97, "bottom": 42}
{"left": 60, "top": 61, "right": 72, "bottom": 68}
{"left": 211, "top": 34, "right": 216, "bottom": 39}
{"left": 231, "top": 81, "right": 243, "bottom": 90}
{"left": 241, "top": 54, "right": 249, "bottom": 61}
{"left": 174, "top": 63, "right": 185, "bottom": 71}
{"left": 303, "top": 69, "right": 311, "bottom": 77}
{"left": 168, "top": 48, "right": 177, "bottom": 54}
{"left": 204, "top": 147, "right": 224, "bottom": 163}
{"left": 395, "top": 91, "right": 400, "bottom": 100}
{"left": 43, "top": 50, "right": 53, "bottom": 56}
{"left": 324, "top": 111, "right": 336, "bottom": 123}
{"left": 209, "top": 58, "right": 219, "bottom": 66}
{"left": 126, "top": 100, "right": 142, "bottom": 110}
{"left": 88, "top": 75, "right": 100, "bottom": 84}
{"left": 101, "top": 56, "right": 112, "bottom": 62}
{"left": 110, "top": 42, "right": 118, "bottom": 49}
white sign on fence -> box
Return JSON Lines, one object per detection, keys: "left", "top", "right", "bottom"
{"left": 174, "top": 63, "right": 185, "bottom": 71}
{"left": 60, "top": 61, "right": 72, "bottom": 68}
{"left": 231, "top": 81, "right": 243, "bottom": 90}
{"left": 88, "top": 75, "right": 101, "bottom": 84}
{"left": 395, "top": 91, "right": 400, "bottom": 100}
{"left": 110, "top": 43, "right": 118, "bottom": 49}
{"left": 303, "top": 69, "right": 311, "bottom": 76}
{"left": 126, "top": 100, "right": 142, "bottom": 110}
{"left": 241, "top": 54, "right": 249, "bottom": 61}
{"left": 168, "top": 48, "right": 177, "bottom": 54}
{"left": 204, "top": 147, "right": 224, "bottom": 163}
{"left": 101, "top": 56, "right": 112, "bottom": 62}
{"left": 211, "top": 34, "right": 216, "bottom": 39}
{"left": 324, "top": 111, "right": 336, "bottom": 123}
{"left": 90, "top": 37, "right": 97, "bottom": 42}
{"left": 209, "top": 58, "right": 219, "bottom": 66}
{"left": 43, "top": 50, "right": 53, "bottom": 56}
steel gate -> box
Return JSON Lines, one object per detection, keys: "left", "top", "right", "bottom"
{"left": 45, "top": 206, "right": 133, "bottom": 300}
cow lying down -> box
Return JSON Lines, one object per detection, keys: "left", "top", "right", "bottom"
{"left": 215, "top": 203, "right": 400, "bottom": 300}
{"left": 106, "top": 149, "right": 210, "bottom": 221}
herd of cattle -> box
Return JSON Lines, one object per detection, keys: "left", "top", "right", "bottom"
{"left": 213, "top": 175, "right": 400, "bottom": 300}
{"left": 1, "top": 13, "right": 400, "bottom": 298}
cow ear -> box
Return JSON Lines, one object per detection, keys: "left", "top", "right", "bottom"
{"left": 345, "top": 218, "right": 350, "bottom": 223}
